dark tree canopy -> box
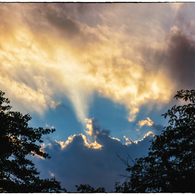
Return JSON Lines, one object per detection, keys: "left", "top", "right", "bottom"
{"left": 75, "top": 184, "right": 106, "bottom": 193}
{"left": 0, "top": 91, "right": 66, "bottom": 192}
{"left": 116, "top": 89, "right": 195, "bottom": 192}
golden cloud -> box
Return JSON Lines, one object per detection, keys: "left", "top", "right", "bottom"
{"left": 138, "top": 117, "right": 154, "bottom": 128}
{"left": 134, "top": 131, "right": 154, "bottom": 144}
{"left": 0, "top": 4, "right": 175, "bottom": 121}
{"left": 55, "top": 134, "right": 102, "bottom": 150}
{"left": 0, "top": 72, "right": 47, "bottom": 115}
{"left": 81, "top": 134, "right": 103, "bottom": 149}
{"left": 124, "top": 131, "right": 154, "bottom": 145}
{"left": 55, "top": 134, "right": 77, "bottom": 149}
{"left": 109, "top": 136, "right": 120, "bottom": 142}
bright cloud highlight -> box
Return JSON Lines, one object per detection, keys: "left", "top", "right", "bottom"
{"left": 138, "top": 117, "right": 154, "bottom": 128}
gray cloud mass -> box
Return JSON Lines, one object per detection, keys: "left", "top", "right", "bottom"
{"left": 32, "top": 120, "right": 153, "bottom": 192}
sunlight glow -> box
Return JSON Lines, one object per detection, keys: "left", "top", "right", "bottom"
{"left": 0, "top": 5, "right": 174, "bottom": 121}
{"left": 85, "top": 118, "right": 93, "bottom": 136}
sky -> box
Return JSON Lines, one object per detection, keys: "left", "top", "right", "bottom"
{"left": 1, "top": 2, "right": 195, "bottom": 192}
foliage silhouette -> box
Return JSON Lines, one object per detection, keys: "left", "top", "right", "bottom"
{"left": 0, "top": 91, "right": 66, "bottom": 192}
{"left": 116, "top": 89, "right": 195, "bottom": 192}
{"left": 75, "top": 184, "right": 105, "bottom": 193}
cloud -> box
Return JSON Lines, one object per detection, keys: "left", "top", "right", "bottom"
{"left": 0, "top": 3, "right": 179, "bottom": 122}
{"left": 165, "top": 26, "right": 195, "bottom": 89}
{"left": 1, "top": 3, "right": 195, "bottom": 126}
{"left": 45, "top": 124, "right": 55, "bottom": 129}
{"left": 170, "top": 3, "right": 184, "bottom": 14}
{"left": 49, "top": 171, "right": 55, "bottom": 177}
{"left": 85, "top": 118, "right": 93, "bottom": 136}
{"left": 0, "top": 72, "right": 47, "bottom": 115}
{"left": 128, "top": 107, "right": 139, "bottom": 122}
{"left": 32, "top": 119, "right": 154, "bottom": 192}
{"left": 46, "top": 11, "right": 81, "bottom": 39}
{"left": 50, "top": 101, "right": 61, "bottom": 109}
{"left": 54, "top": 133, "right": 103, "bottom": 150}
{"left": 84, "top": 118, "right": 110, "bottom": 138}
{"left": 124, "top": 131, "right": 154, "bottom": 145}
{"left": 138, "top": 117, "right": 154, "bottom": 128}
{"left": 138, "top": 7, "right": 195, "bottom": 92}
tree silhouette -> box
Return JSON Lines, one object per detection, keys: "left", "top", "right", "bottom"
{"left": 116, "top": 89, "right": 195, "bottom": 192}
{"left": 75, "top": 184, "right": 105, "bottom": 192}
{"left": 0, "top": 91, "right": 66, "bottom": 192}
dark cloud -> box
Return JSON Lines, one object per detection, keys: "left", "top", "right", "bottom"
{"left": 174, "top": 3, "right": 195, "bottom": 36}
{"left": 90, "top": 118, "right": 111, "bottom": 137}
{"left": 140, "top": 26, "right": 195, "bottom": 91}
{"left": 32, "top": 122, "right": 153, "bottom": 192}
{"left": 76, "top": 3, "right": 91, "bottom": 15}
{"left": 46, "top": 13, "right": 80, "bottom": 39}
{"left": 166, "top": 28, "right": 195, "bottom": 89}
{"left": 51, "top": 3, "right": 110, "bottom": 27}
{"left": 20, "top": 3, "right": 81, "bottom": 39}
{"left": 6, "top": 3, "right": 101, "bottom": 50}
